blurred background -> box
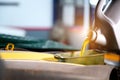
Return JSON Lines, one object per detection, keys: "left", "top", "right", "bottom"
{"left": 0, "top": 0, "right": 101, "bottom": 49}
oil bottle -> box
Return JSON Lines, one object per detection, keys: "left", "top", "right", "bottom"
{"left": 88, "top": 0, "right": 120, "bottom": 67}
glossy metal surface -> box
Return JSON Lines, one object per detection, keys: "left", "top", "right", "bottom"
{"left": 3, "top": 60, "right": 115, "bottom": 80}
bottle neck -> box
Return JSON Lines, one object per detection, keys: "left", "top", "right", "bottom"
{"left": 88, "top": 30, "right": 107, "bottom": 46}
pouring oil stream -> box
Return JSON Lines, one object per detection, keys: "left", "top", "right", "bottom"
{"left": 80, "top": 38, "right": 90, "bottom": 56}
